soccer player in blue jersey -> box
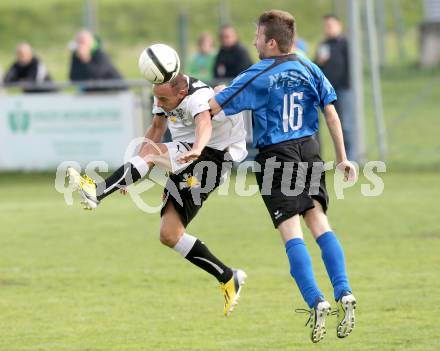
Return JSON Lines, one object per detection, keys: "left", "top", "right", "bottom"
{"left": 180, "top": 9, "right": 357, "bottom": 343}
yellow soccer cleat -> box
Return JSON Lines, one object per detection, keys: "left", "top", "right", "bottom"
{"left": 220, "top": 269, "right": 247, "bottom": 316}
{"left": 67, "top": 167, "right": 100, "bottom": 210}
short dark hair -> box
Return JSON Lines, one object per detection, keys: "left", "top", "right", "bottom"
{"left": 257, "top": 10, "right": 295, "bottom": 53}
{"left": 168, "top": 73, "right": 188, "bottom": 93}
{"left": 323, "top": 14, "right": 341, "bottom": 22}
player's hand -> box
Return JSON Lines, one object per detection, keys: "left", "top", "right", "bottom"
{"left": 119, "top": 187, "right": 128, "bottom": 195}
{"left": 177, "top": 148, "right": 202, "bottom": 164}
{"left": 337, "top": 159, "right": 357, "bottom": 182}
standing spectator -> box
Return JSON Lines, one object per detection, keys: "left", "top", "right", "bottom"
{"left": 69, "top": 30, "right": 125, "bottom": 92}
{"left": 214, "top": 24, "right": 252, "bottom": 79}
{"left": 187, "top": 32, "right": 216, "bottom": 83}
{"left": 292, "top": 37, "right": 310, "bottom": 61}
{"left": 4, "top": 42, "right": 54, "bottom": 93}
{"left": 315, "top": 14, "right": 356, "bottom": 161}
{"left": 295, "top": 37, "right": 309, "bottom": 56}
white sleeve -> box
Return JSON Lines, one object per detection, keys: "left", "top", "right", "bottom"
{"left": 152, "top": 96, "right": 165, "bottom": 115}
{"left": 212, "top": 109, "right": 228, "bottom": 122}
{"left": 186, "top": 88, "right": 214, "bottom": 118}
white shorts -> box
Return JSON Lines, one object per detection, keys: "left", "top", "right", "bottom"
{"left": 164, "top": 141, "right": 194, "bottom": 174}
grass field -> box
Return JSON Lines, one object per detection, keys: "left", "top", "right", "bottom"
{"left": 0, "top": 1, "right": 438, "bottom": 350}
{"left": 1, "top": 171, "right": 439, "bottom": 350}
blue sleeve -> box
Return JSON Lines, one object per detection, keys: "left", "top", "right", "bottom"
{"left": 214, "top": 63, "right": 266, "bottom": 115}
{"left": 315, "top": 66, "right": 337, "bottom": 111}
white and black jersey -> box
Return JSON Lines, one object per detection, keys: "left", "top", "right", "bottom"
{"left": 152, "top": 75, "right": 247, "bottom": 161}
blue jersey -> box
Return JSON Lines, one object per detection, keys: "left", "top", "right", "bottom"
{"left": 215, "top": 54, "right": 337, "bottom": 148}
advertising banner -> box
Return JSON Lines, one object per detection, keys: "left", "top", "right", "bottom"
{"left": 0, "top": 92, "right": 140, "bottom": 170}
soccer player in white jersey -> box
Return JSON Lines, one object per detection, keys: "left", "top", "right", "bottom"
{"left": 67, "top": 74, "right": 247, "bottom": 316}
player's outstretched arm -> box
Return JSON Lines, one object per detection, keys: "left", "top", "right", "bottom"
{"left": 207, "top": 85, "right": 226, "bottom": 116}
{"left": 323, "top": 104, "right": 357, "bottom": 181}
{"left": 138, "top": 114, "right": 168, "bottom": 156}
{"left": 114, "top": 115, "right": 168, "bottom": 196}
{"left": 209, "top": 98, "right": 222, "bottom": 116}
{"left": 144, "top": 114, "right": 168, "bottom": 143}
{"left": 178, "top": 110, "right": 212, "bottom": 163}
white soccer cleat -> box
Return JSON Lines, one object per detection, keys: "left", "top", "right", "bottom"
{"left": 336, "top": 293, "right": 356, "bottom": 338}
{"left": 296, "top": 300, "right": 332, "bottom": 343}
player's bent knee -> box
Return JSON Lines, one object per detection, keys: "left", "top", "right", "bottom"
{"left": 159, "top": 227, "right": 180, "bottom": 247}
{"left": 139, "top": 143, "right": 161, "bottom": 158}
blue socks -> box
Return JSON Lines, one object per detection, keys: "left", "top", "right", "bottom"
{"left": 285, "top": 232, "right": 352, "bottom": 307}
{"left": 285, "top": 238, "right": 323, "bottom": 308}
{"left": 316, "top": 231, "right": 351, "bottom": 301}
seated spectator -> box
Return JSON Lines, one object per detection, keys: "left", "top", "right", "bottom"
{"left": 69, "top": 30, "right": 125, "bottom": 92}
{"left": 187, "top": 32, "right": 216, "bottom": 82}
{"left": 214, "top": 24, "right": 252, "bottom": 79}
{"left": 4, "top": 42, "right": 54, "bottom": 93}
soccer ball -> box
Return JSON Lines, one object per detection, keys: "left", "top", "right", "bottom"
{"left": 138, "top": 44, "right": 180, "bottom": 84}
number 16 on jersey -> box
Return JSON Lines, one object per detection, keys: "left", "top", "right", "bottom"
{"left": 282, "top": 92, "right": 303, "bottom": 133}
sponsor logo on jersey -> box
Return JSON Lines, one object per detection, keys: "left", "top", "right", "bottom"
{"left": 179, "top": 173, "right": 200, "bottom": 189}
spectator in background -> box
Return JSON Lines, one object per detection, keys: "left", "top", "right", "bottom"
{"left": 214, "top": 24, "right": 252, "bottom": 79}
{"left": 69, "top": 30, "right": 125, "bottom": 92}
{"left": 4, "top": 42, "right": 54, "bottom": 93}
{"left": 315, "top": 14, "right": 356, "bottom": 160}
{"left": 187, "top": 32, "right": 216, "bottom": 82}
{"left": 294, "top": 37, "right": 308, "bottom": 56}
